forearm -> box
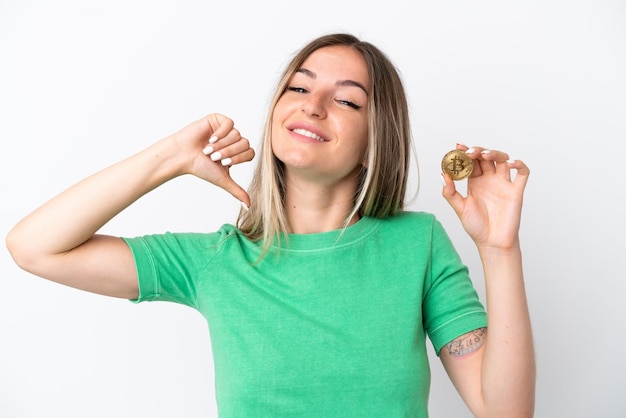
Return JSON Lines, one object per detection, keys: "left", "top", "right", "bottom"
{"left": 479, "top": 242, "right": 535, "bottom": 417}
{"left": 7, "top": 136, "right": 184, "bottom": 265}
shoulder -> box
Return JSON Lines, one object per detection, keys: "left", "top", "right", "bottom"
{"left": 123, "top": 223, "right": 249, "bottom": 254}
{"left": 123, "top": 224, "right": 261, "bottom": 270}
{"left": 373, "top": 211, "right": 456, "bottom": 251}
{"left": 385, "top": 211, "right": 435, "bottom": 223}
{"left": 363, "top": 211, "right": 440, "bottom": 248}
{"left": 378, "top": 211, "right": 441, "bottom": 234}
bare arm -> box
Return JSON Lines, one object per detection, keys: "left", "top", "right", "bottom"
{"left": 6, "top": 114, "right": 254, "bottom": 299}
{"left": 439, "top": 145, "right": 535, "bottom": 418}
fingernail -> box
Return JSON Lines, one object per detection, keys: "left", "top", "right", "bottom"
{"left": 457, "top": 142, "right": 468, "bottom": 147}
{"left": 240, "top": 201, "right": 249, "bottom": 211}
{"left": 221, "top": 157, "right": 233, "bottom": 166}
{"left": 506, "top": 159, "right": 516, "bottom": 164}
{"left": 209, "top": 135, "right": 219, "bottom": 144}
{"left": 202, "top": 145, "right": 213, "bottom": 155}
{"left": 481, "top": 149, "right": 492, "bottom": 155}
{"left": 466, "top": 148, "right": 476, "bottom": 154}
{"left": 210, "top": 151, "right": 222, "bottom": 161}
{"left": 440, "top": 173, "right": 446, "bottom": 186}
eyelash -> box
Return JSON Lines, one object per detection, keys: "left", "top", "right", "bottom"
{"left": 287, "top": 86, "right": 307, "bottom": 94}
{"left": 286, "top": 86, "right": 362, "bottom": 110}
{"left": 339, "top": 100, "right": 362, "bottom": 110}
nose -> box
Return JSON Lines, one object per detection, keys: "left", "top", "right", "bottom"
{"left": 301, "top": 93, "right": 327, "bottom": 119}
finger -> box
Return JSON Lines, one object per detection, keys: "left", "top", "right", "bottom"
{"left": 455, "top": 142, "right": 470, "bottom": 151}
{"left": 218, "top": 147, "right": 255, "bottom": 167}
{"left": 507, "top": 158, "right": 530, "bottom": 191}
{"left": 467, "top": 147, "right": 512, "bottom": 178}
{"left": 465, "top": 147, "right": 498, "bottom": 176}
{"left": 480, "top": 148, "right": 510, "bottom": 163}
{"left": 440, "top": 173, "right": 465, "bottom": 216}
{"left": 206, "top": 137, "right": 253, "bottom": 166}
{"left": 487, "top": 149, "right": 517, "bottom": 183}
{"left": 480, "top": 149, "right": 511, "bottom": 180}
{"left": 202, "top": 129, "right": 244, "bottom": 156}
{"left": 218, "top": 175, "right": 251, "bottom": 209}
{"left": 205, "top": 126, "right": 242, "bottom": 150}
{"left": 205, "top": 113, "right": 234, "bottom": 140}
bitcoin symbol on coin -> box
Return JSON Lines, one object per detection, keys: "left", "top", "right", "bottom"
{"left": 441, "top": 149, "right": 474, "bottom": 180}
{"left": 449, "top": 156, "right": 466, "bottom": 175}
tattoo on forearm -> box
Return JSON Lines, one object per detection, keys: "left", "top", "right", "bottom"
{"left": 445, "top": 327, "right": 487, "bottom": 358}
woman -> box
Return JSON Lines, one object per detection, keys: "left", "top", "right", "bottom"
{"left": 6, "top": 33, "right": 535, "bottom": 417}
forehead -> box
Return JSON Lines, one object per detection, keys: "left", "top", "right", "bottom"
{"left": 297, "top": 45, "right": 369, "bottom": 89}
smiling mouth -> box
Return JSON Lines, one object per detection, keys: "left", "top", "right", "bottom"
{"left": 292, "top": 128, "right": 327, "bottom": 142}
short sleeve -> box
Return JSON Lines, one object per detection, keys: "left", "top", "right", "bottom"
{"left": 422, "top": 219, "right": 487, "bottom": 354}
{"left": 122, "top": 230, "right": 228, "bottom": 308}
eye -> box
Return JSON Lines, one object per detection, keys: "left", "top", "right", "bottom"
{"left": 287, "top": 86, "right": 308, "bottom": 94}
{"left": 337, "top": 99, "right": 362, "bottom": 110}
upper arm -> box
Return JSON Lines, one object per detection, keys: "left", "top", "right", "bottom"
{"left": 439, "top": 327, "right": 488, "bottom": 416}
{"left": 12, "top": 234, "right": 139, "bottom": 300}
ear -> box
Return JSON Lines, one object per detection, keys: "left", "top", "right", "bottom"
{"left": 361, "top": 147, "right": 370, "bottom": 168}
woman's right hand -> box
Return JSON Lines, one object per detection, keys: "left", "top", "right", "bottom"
{"left": 170, "top": 113, "right": 255, "bottom": 208}
{"left": 6, "top": 113, "right": 254, "bottom": 299}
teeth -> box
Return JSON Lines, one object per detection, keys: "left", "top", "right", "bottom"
{"left": 293, "top": 128, "right": 325, "bottom": 141}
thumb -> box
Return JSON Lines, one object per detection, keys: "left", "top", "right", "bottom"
{"left": 440, "top": 173, "right": 465, "bottom": 216}
{"left": 220, "top": 176, "right": 251, "bottom": 210}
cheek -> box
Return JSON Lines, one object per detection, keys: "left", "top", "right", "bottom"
{"left": 353, "top": 122, "right": 369, "bottom": 156}
{"left": 271, "top": 103, "right": 283, "bottom": 127}
{"left": 356, "top": 125, "right": 370, "bottom": 167}
{"left": 273, "top": 94, "right": 297, "bottom": 118}
{"left": 270, "top": 103, "right": 286, "bottom": 142}
{"left": 270, "top": 109, "right": 289, "bottom": 158}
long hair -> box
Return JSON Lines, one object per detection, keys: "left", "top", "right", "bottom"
{"left": 237, "top": 33, "right": 412, "bottom": 257}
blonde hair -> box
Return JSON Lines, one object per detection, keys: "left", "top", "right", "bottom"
{"left": 237, "top": 33, "right": 412, "bottom": 256}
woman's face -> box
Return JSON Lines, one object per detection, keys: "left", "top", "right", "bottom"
{"left": 271, "top": 45, "right": 370, "bottom": 186}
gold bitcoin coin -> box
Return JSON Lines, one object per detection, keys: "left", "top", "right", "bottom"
{"left": 441, "top": 149, "right": 474, "bottom": 180}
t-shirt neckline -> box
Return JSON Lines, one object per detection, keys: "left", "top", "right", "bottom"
{"left": 274, "top": 216, "right": 381, "bottom": 252}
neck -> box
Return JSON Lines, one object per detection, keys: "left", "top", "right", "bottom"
{"left": 284, "top": 172, "right": 360, "bottom": 234}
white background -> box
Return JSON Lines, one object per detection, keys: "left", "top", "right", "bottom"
{"left": 1, "top": 0, "right": 625, "bottom": 417}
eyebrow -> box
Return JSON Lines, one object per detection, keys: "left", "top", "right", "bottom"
{"left": 296, "top": 68, "right": 369, "bottom": 95}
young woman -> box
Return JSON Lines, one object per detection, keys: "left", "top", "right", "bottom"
{"left": 6, "top": 33, "right": 535, "bottom": 417}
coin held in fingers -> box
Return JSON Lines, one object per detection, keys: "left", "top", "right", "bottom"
{"left": 441, "top": 149, "right": 474, "bottom": 180}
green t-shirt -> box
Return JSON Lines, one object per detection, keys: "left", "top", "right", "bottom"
{"left": 123, "top": 211, "right": 486, "bottom": 417}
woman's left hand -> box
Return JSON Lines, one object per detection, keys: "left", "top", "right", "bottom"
{"left": 441, "top": 143, "right": 530, "bottom": 250}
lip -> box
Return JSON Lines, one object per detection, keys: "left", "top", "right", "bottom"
{"left": 286, "top": 123, "right": 329, "bottom": 143}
